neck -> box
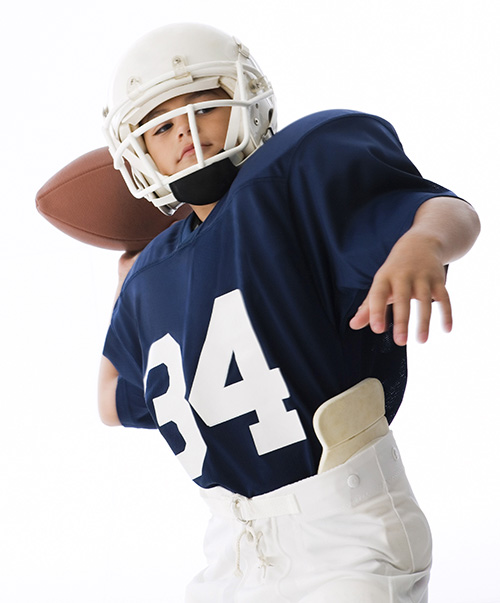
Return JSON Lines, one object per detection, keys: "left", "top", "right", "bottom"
{"left": 190, "top": 202, "right": 218, "bottom": 222}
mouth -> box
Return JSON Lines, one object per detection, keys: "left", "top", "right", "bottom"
{"left": 179, "top": 143, "right": 211, "bottom": 162}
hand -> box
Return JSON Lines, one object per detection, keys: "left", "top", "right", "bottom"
{"left": 118, "top": 251, "right": 141, "bottom": 284}
{"left": 349, "top": 232, "right": 452, "bottom": 346}
{"left": 113, "top": 251, "right": 141, "bottom": 304}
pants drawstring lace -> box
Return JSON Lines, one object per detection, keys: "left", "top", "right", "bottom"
{"left": 231, "top": 497, "right": 273, "bottom": 577}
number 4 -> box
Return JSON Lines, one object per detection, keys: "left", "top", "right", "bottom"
{"left": 189, "top": 290, "right": 306, "bottom": 455}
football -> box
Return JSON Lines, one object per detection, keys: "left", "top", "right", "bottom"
{"left": 36, "top": 147, "right": 191, "bottom": 251}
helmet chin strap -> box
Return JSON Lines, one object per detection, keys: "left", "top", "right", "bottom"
{"left": 169, "top": 156, "right": 239, "bottom": 206}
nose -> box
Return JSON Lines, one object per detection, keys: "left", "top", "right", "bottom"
{"left": 174, "top": 114, "right": 191, "bottom": 138}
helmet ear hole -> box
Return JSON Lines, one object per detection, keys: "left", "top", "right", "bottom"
{"left": 224, "top": 105, "right": 245, "bottom": 164}
{"left": 267, "top": 108, "right": 276, "bottom": 137}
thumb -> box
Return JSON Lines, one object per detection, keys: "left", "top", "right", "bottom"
{"left": 349, "top": 298, "right": 370, "bottom": 331}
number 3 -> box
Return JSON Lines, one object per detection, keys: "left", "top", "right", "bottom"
{"left": 145, "top": 290, "right": 306, "bottom": 478}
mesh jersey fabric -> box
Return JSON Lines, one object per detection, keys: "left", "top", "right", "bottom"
{"left": 103, "top": 110, "right": 458, "bottom": 497}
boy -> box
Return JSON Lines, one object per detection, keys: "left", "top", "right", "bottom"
{"left": 98, "top": 23, "right": 480, "bottom": 602}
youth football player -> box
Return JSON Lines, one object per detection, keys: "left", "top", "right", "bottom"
{"left": 98, "top": 23, "right": 480, "bottom": 602}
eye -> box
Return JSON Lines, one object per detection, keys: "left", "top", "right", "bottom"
{"left": 153, "top": 121, "right": 173, "bottom": 136}
{"left": 195, "top": 107, "right": 215, "bottom": 116}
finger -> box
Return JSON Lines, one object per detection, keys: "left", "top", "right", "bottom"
{"left": 349, "top": 298, "right": 370, "bottom": 330}
{"left": 389, "top": 284, "right": 412, "bottom": 346}
{"left": 433, "top": 284, "right": 453, "bottom": 334}
{"left": 416, "top": 297, "right": 433, "bottom": 343}
{"left": 417, "top": 280, "right": 452, "bottom": 343}
{"left": 367, "top": 281, "right": 392, "bottom": 335}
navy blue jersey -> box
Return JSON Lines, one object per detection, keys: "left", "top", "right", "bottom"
{"left": 103, "top": 110, "right": 457, "bottom": 497}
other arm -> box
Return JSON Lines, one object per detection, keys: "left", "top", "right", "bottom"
{"left": 349, "top": 196, "right": 480, "bottom": 345}
{"left": 97, "top": 252, "right": 140, "bottom": 426}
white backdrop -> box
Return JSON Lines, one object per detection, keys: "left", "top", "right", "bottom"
{"left": 1, "top": 1, "right": 498, "bottom": 601}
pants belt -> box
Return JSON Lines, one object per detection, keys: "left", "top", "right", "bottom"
{"left": 201, "top": 430, "right": 405, "bottom": 520}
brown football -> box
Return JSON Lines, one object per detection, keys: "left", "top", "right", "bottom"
{"left": 35, "top": 147, "right": 191, "bottom": 251}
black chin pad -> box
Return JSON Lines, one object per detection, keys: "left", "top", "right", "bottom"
{"left": 170, "top": 158, "right": 239, "bottom": 206}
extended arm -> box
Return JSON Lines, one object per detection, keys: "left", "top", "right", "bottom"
{"left": 97, "top": 252, "right": 141, "bottom": 426}
{"left": 349, "top": 196, "right": 480, "bottom": 345}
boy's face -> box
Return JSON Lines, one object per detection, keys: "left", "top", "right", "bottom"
{"left": 142, "top": 88, "right": 232, "bottom": 177}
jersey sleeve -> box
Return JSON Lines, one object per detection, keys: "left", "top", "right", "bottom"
{"left": 103, "top": 296, "right": 157, "bottom": 430}
{"left": 115, "top": 375, "right": 156, "bottom": 428}
{"left": 287, "top": 112, "right": 459, "bottom": 291}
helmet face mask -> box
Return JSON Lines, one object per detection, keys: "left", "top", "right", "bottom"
{"left": 103, "top": 24, "right": 276, "bottom": 214}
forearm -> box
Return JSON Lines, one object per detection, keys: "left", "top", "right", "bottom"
{"left": 98, "top": 252, "right": 141, "bottom": 427}
{"left": 98, "top": 355, "right": 122, "bottom": 426}
{"left": 350, "top": 195, "right": 480, "bottom": 345}
{"left": 406, "top": 196, "right": 480, "bottom": 265}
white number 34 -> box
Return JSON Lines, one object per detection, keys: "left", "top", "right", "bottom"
{"left": 144, "top": 289, "right": 306, "bottom": 478}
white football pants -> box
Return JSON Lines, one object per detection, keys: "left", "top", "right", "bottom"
{"left": 186, "top": 431, "right": 432, "bottom": 602}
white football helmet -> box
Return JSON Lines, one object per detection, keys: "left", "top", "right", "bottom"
{"left": 103, "top": 23, "right": 276, "bottom": 214}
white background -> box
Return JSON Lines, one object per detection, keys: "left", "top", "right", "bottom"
{"left": 1, "top": 0, "right": 498, "bottom": 601}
